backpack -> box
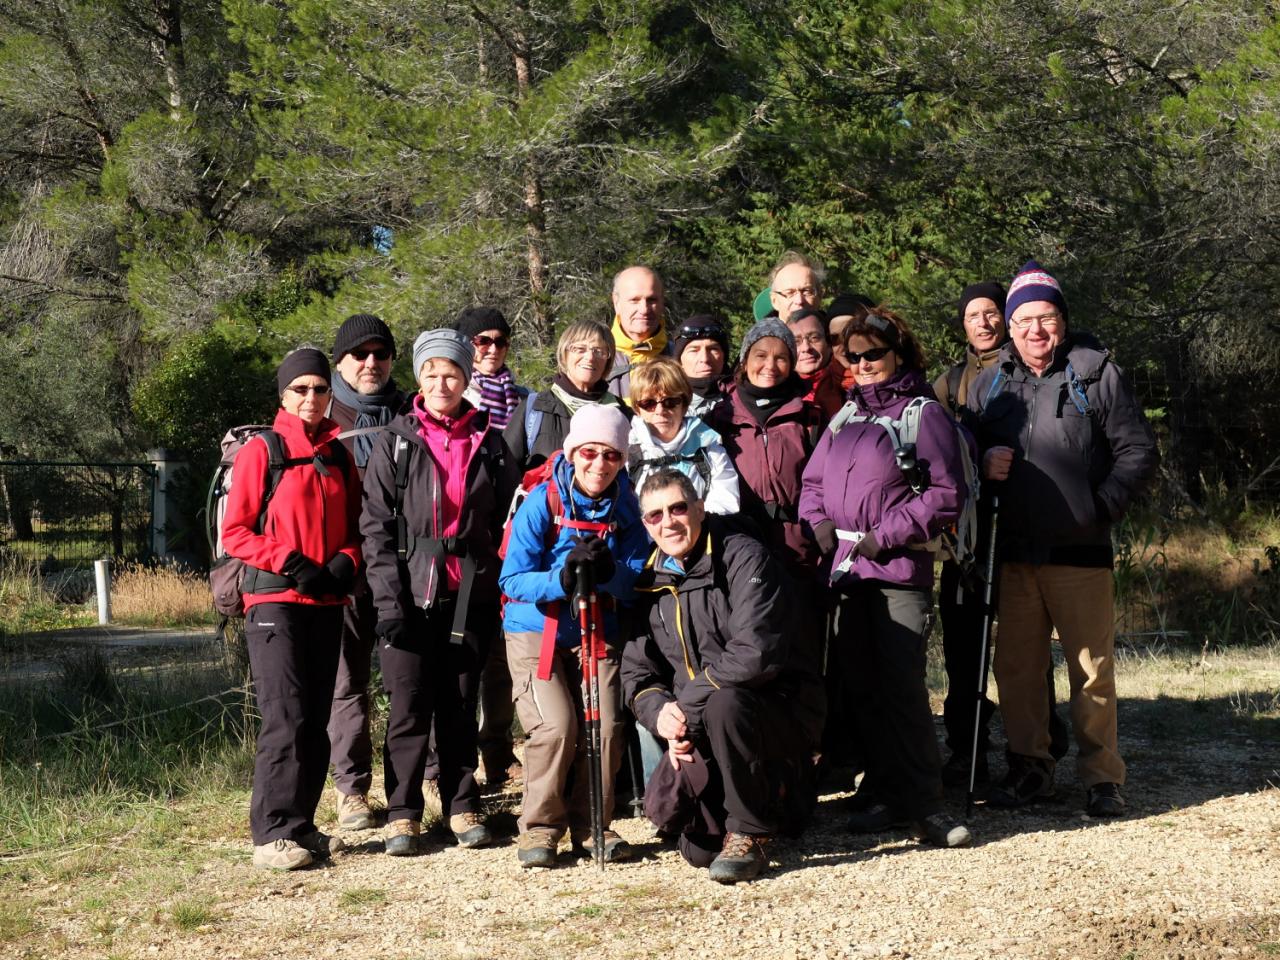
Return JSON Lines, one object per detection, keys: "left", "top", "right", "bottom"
{"left": 524, "top": 392, "right": 546, "bottom": 454}
{"left": 827, "top": 396, "right": 981, "bottom": 579}
{"left": 628, "top": 447, "right": 712, "bottom": 486}
{"left": 497, "top": 452, "right": 616, "bottom": 681}
{"left": 206, "top": 425, "right": 350, "bottom": 617}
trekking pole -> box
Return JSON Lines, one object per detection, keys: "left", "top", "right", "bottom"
{"left": 575, "top": 562, "right": 606, "bottom": 870}
{"left": 966, "top": 494, "right": 1000, "bottom": 820}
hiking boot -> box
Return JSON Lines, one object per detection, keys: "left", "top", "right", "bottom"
{"left": 1086, "top": 782, "right": 1126, "bottom": 817}
{"left": 846, "top": 802, "right": 906, "bottom": 834}
{"left": 913, "top": 812, "right": 973, "bottom": 848}
{"left": 297, "top": 829, "right": 346, "bottom": 859}
{"left": 941, "top": 750, "right": 989, "bottom": 787}
{"left": 517, "top": 828, "right": 561, "bottom": 868}
{"left": 335, "top": 791, "right": 377, "bottom": 831}
{"left": 384, "top": 818, "right": 421, "bottom": 857}
{"left": 708, "top": 832, "right": 768, "bottom": 884}
{"left": 988, "top": 755, "right": 1056, "bottom": 808}
{"left": 252, "top": 838, "right": 313, "bottom": 871}
{"left": 574, "top": 829, "right": 633, "bottom": 864}
{"left": 422, "top": 778, "right": 443, "bottom": 821}
{"left": 449, "top": 811, "right": 494, "bottom": 849}
{"left": 482, "top": 758, "right": 524, "bottom": 788}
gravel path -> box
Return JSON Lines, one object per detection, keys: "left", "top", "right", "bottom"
{"left": 32, "top": 701, "right": 1280, "bottom": 960}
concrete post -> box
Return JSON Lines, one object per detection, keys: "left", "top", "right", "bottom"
{"left": 147, "top": 448, "right": 186, "bottom": 560}
{"left": 94, "top": 558, "right": 111, "bottom": 625}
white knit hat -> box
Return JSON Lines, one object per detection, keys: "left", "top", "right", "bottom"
{"left": 563, "top": 404, "right": 631, "bottom": 464}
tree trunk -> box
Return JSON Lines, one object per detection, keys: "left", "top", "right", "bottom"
{"left": 153, "top": 0, "right": 186, "bottom": 120}
{"left": 512, "top": 29, "right": 552, "bottom": 344}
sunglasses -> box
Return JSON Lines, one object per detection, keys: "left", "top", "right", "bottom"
{"left": 287, "top": 384, "right": 331, "bottom": 396}
{"left": 577, "top": 446, "right": 623, "bottom": 464}
{"left": 472, "top": 334, "right": 510, "bottom": 349}
{"left": 350, "top": 347, "right": 391, "bottom": 362}
{"left": 678, "top": 325, "right": 727, "bottom": 341}
{"left": 636, "top": 396, "right": 685, "bottom": 413}
{"left": 847, "top": 346, "right": 893, "bottom": 364}
{"left": 642, "top": 500, "right": 690, "bottom": 526}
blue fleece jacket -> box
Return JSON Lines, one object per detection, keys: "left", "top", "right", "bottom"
{"left": 499, "top": 453, "right": 647, "bottom": 646}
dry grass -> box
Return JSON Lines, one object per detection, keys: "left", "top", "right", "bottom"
{"left": 111, "top": 563, "right": 214, "bottom": 628}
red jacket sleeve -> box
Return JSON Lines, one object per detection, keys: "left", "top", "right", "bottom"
{"left": 220, "top": 435, "right": 295, "bottom": 574}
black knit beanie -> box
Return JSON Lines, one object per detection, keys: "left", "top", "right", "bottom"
{"left": 333, "top": 313, "right": 396, "bottom": 363}
{"left": 452, "top": 306, "right": 511, "bottom": 340}
{"left": 826, "top": 292, "right": 875, "bottom": 320}
{"left": 957, "top": 282, "right": 1008, "bottom": 323}
{"left": 277, "top": 348, "right": 331, "bottom": 395}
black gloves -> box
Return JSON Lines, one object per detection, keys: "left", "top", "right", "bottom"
{"left": 282, "top": 550, "right": 327, "bottom": 596}
{"left": 325, "top": 554, "right": 356, "bottom": 596}
{"left": 813, "top": 520, "right": 838, "bottom": 556}
{"left": 377, "top": 618, "right": 411, "bottom": 651}
{"left": 559, "top": 535, "right": 615, "bottom": 596}
{"left": 581, "top": 535, "right": 616, "bottom": 583}
{"left": 853, "top": 530, "right": 882, "bottom": 561}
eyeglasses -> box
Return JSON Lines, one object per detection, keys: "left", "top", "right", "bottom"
{"left": 1009, "top": 312, "right": 1062, "bottom": 330}
{"left": 964, "top": 310, "right": 1002, "bottom": 324}
{"left": 642, "top": 500, "right": 690, "bottom": 526}
{"left": 636, "top": 396, "right": 686, "bottom": 413}
{"left": 775, "top": 286, "right": 818, "bottom": 301}
{"left": 576, "top": 446, "right": 622, "bottom": 464}
{"left": 568, "top": 345, "right": 609, "bottom": 359}
{"left": 350, "top": 347, "right": 391, "bottom": 362}
{"left": 847, "top": 346, "right": 892, "bottom": 364}
{"left": 794, "top": 333, "right": 828, "bottom": 347}
{"left": 472, "top": 334, "right": 510, "bottom": 349}
{"left": 287, "top": 384, "right": 331, "bottom": 396}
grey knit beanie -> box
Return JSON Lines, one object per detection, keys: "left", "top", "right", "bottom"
{"left": 412, "top": 328, "right": 474, "bottom": 385}
{"left": 738, "top": 318, "right": 797, "bottom": 365}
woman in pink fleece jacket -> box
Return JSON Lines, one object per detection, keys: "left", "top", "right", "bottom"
{"left": 360, "top": 328, "right": 517, "bottom": 857}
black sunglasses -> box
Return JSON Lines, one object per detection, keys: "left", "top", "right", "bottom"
{"left": 286, "top": 384, "right": 331, "bottom": 396}
{"left": 847, "top": 346, "right": 893, "bottom": 364}
{"left": 636, "top": 396, "right": 686, "bottom": 413}
{"left": 350, "top": 347, "right": 391, "bottom": 362}
{"left": 472, "top": 334, "right": 510, "bottom": 349}
{"left": 678, "top": 324, "right": 727, "bottom": 341}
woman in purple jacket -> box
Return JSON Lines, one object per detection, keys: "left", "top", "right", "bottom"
{"left": 799, "top": 308, "right": 973, "bottom": 849}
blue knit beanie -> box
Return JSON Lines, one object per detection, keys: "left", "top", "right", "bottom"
{"left": 1005, "top": 260, "right": 1067, "bottom": 323}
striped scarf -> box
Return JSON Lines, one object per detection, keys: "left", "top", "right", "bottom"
{"left": 471, "top": 367, "right": 522, "bottom": 429}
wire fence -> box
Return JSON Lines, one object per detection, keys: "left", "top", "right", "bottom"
{"left": 0, "top": 461, "right": 156, "bottom": 570}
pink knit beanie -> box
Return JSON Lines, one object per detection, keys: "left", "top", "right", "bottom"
{"left": 563, "top": 404, "right": 631, "bottom": 464}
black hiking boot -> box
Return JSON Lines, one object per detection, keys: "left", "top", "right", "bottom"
{"left": 987, "top": 754, "right": 1055, "bottom": 808}
{"left": 708, "top": 832, "right": 768, "bottom": 884}
{"left": 913, "top": 812, "right": 973, "bottom": 848}
{"left": 1085, "top": 782, "right": 1126, "bottom": 817}
{"left": 941, "top": 750, "right": 989, "bottom": 787}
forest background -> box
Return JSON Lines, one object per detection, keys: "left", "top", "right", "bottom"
{"left": 3, "top": 0, "right": 1280, "bottom": 528}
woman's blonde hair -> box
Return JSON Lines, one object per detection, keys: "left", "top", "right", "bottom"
{"left": 629, "top": 357, "right": 692, "bottom": 407}
{"left": 556, "top": 320, "right": 615, "bottom": 376}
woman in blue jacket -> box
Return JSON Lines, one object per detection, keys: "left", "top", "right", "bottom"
{"left": 499, "top": 404, "right": 648, "bottom": 868}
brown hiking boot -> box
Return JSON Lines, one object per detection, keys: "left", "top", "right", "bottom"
{"left": 252, "top": 838, "right": 313, "bottom": 871}
{"left": 449, "top": 811, "right": 494, "bottom": 849}
{"left": 384, "top": 818, "right": 421, "bottom": 857}
{"left": 335, "top": 791, "right": 376, "bottom": 830}
{"left": 573, "top": 829, "right": 633, "bottom": 863}
{"left": 517, "top": 828, "right": 561, "bottom": 868}
{"left": 708, "top": 832, "right": 768, "bottom": 884}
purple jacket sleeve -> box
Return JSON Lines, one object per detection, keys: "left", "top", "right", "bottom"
{"left": 874, "top": 403, "right": 964, "bottom": 549}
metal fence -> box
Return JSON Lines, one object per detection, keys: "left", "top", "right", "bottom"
{"left": 0, "top": 461, "right": 156, "bottom": 570}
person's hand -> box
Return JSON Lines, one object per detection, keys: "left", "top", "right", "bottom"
{"left": 853, "top": 530, "right": 882, "bottom": 560}
{"left": 282, "top": 551, "right": 326, "bottom": 596}
{"left": 560, "top": 536, "right": 603, "bottom": 596}
{"left": 581, "top": 535, "right": 616, "bottom": 583}
{"left": 984, "top": 446, "right": 1014, "bottom": 481}
{"left": 668, "top": 739, "right": 695, "bottom": 769}
{"left": 655, "top": 700, "right": 688, "bottom": 741}
{"left": 324, "top": 554, "right": 356, "bottom": 596}
{"left": 813, "top": 519, "right": 838, "bottom": 556}
{"left": 376, "top": 618, "right": 411, "bottom": 651}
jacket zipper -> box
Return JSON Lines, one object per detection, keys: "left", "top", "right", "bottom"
{"left": 1025, "top": 379, "right": 1040, "bottom": 461}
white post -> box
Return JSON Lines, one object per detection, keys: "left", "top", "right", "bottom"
{"left": 94, "top": 558, "right": 111, "bottom": 625}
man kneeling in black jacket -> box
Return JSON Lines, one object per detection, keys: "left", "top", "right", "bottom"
{"left": 623, "top": 469, "right": 825, "bottom": 884}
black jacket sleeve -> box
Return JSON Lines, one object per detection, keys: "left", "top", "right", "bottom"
{"left": 621, "top": 623, "right": 678, "bottom": 736}
{"left": 1093, "top": 362, "right": 1159, "bottom": 522}
{"left": 360, "top": 431, "right": 410, "bottom": 623}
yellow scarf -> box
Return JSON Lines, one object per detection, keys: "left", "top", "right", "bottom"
{"left": 611, "top": 315, "right": 669, "bottom": 362}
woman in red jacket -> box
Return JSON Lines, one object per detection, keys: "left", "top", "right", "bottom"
{"left": 221, "top": 347, "right": 362, "bottom": 870}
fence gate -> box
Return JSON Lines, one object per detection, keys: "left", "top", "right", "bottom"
{"left": 0, "top": 461, "right": 157, "bottom": 570}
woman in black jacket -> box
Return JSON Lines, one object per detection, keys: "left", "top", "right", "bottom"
{"left": 361, "top": 329, "right": 517, "bottom": 856}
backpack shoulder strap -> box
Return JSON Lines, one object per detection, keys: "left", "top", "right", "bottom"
{"left": 946, "top": 362, "right": 965, "bottom": 409}
{"left": 980, "top": 368, "right": 1008, "bottom": 413}
{"left": 896, "top": 396, "right": 935, "bottom": 446}
{"left": 1064, "top": 361, "right": 1094, "bottom": 418}
{"left": 826, "top": 399, "right": 862, "bottom": 437}
{"left": 525, "top": 392, "right": 544, "bottom": 450}
{"left": 256, "top": 430, "right": 288, "bottom": 533}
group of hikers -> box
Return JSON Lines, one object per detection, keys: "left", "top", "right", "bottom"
{"left": 219, "top": 252, "right": 1159, "bottom": 885}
